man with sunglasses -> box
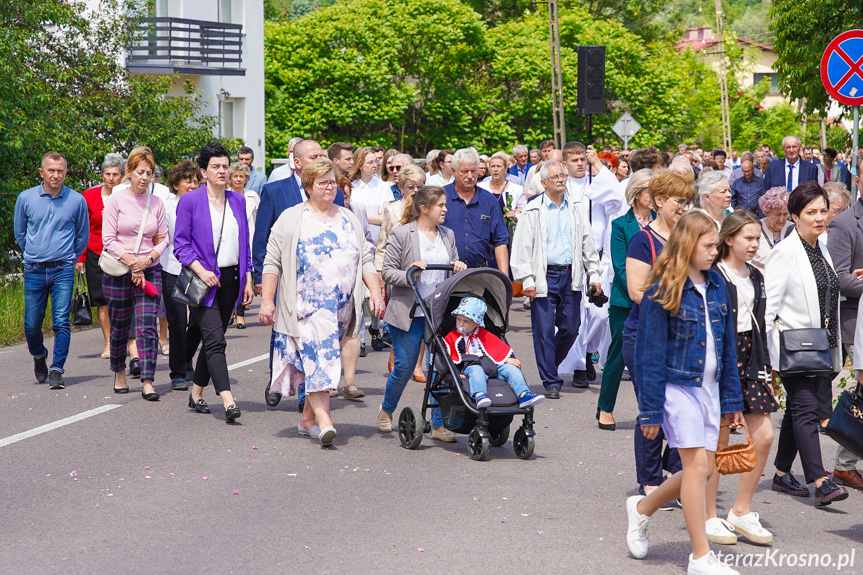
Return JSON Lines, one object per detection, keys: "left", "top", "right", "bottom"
{"left": 559, "top": 141, "right": 625, "bottom": 389}
{"left": 511, "top": 160, "right": 602, "bottom": 399}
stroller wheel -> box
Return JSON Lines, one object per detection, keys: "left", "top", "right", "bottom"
{"left": 467, "top": 428, "right": 490, "bottom": 461}
{"left": 489, "top": 425, "right": 510, "bottom": 447}
{"left": 398, "top": 407, "right": 424, "bottom": 450}
{"left": 513, "top": 427, "right": 535, "bottom": 460}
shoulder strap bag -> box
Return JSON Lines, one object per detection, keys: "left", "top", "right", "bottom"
{"left": 99, "top": 185, "right": 152, "bottom": 276}
{"left": 778, "top": 277, "right": 833, "bottom": 377}
{"left": 172, "top": 194, "right": 227, "bottom": 308}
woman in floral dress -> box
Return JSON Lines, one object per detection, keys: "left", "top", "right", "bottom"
{"left": 259, "top": 158, "right": 385, "bottom": 446}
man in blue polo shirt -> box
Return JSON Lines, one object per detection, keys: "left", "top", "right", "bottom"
{"left": 442, "top": 147, "right": 509, "bottom": 274}
{"left": 14, "top": 151, "right": 89, "bottom": 389}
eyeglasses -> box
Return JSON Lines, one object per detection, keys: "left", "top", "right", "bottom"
{"left": 315, "top": 180, "right": 338, "bottom": 189}
{"left": 670, "top": 198, "right": 692, "bottom": 210}
{"left": 545, "top": 173, "right": 568, "bottom": 182}
{"left": 404, "top": 184, "right": 423, "bottom": 191}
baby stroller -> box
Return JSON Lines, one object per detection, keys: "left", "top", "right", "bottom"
{"left": 398, "top": 265, "right": 537, "bottom": 461}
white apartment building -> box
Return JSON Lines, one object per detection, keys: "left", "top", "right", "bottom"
{"left": 126, "top": 0, "right": 266, "bottom": 173}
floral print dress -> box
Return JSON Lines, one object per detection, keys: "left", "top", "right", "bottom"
{"left": 270, "top": 208, "right": 359, "bottom": 395}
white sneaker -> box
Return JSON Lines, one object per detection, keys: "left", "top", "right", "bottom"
{"left": 688, "top": 551, "right": 739, "bottom": 575}
{"left": 705, "top": 517, "right": 737, "bottom": 545}
{"left": 726, "top": 509, "right": 773, "bottom": 544}
{"left": 626, "top": 495, "right": 651, "bottom": 559}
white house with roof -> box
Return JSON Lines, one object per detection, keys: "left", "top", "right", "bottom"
{"left": 123, "top": 0, "right": 266, "bottom": 172}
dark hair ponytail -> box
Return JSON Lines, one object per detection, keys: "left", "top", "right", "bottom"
{"left": 400, "top": 185, "right": 446, "bottom": 225}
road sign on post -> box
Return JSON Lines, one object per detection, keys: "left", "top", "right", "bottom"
{"left": 612, "top": 112, "right": 641, "bottom": 149}
{"left": 821, "top": 29, "right": 863, "bottom": 198}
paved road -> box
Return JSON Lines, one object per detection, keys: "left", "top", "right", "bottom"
{"left": 1, "top": 302, "right": 862, "bottom": 574}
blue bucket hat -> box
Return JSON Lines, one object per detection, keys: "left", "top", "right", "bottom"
{"left": 451, "top": 297, "right": 487, "bottom": 326}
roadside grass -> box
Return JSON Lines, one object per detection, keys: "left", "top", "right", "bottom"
{"left": 0, "top": 274, "right": 95, "bottom": 347}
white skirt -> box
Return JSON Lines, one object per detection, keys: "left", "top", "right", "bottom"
{"left": 661, "top": 381, "right": 721, "bottom": 451}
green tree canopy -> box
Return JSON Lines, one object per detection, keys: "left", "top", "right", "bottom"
{"left": 0, "top": 0, "right": 222, "bottom": 270}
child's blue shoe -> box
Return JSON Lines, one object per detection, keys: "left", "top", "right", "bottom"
{"left": 518, "top": 391, "right": 544, "bottom": 408}
{"left": 474, "top": 392, "right": 492, "bottom": 408}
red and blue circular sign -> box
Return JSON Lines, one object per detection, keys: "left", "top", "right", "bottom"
{"left": 821, "top": 30, "right": 863, "bottom": 106}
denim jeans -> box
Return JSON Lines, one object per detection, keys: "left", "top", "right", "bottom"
{"left": 383, "top": 317, "right": 443, "bottom": 428}
{"left": 24, "top": 262, "right": 75, "bottom": 373}
{"left": 464, "top": 363, "right": 529, "bottom": 398}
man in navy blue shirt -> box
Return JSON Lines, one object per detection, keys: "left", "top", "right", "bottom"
{"left": 443, "top": 148, "right": 509, "bottom": 274}
{"left": 14, "top": 151, "right": 89, "bottom": 389}
{"left": 507, "top": 145, "right": 532, "bottom": 187}
{"left": 730, "top": 159, "right": 766, "bottom": 213}
{"left": 253, "top": 139, "right": 344, "bottom": 408}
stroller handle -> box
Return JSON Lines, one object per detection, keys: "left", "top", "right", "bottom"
{"left": 406, "top": 264, "right": 455, "bottom": 291}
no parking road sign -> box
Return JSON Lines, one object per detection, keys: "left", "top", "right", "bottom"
{"left": 821, "top": 30, "right": 863, "bottom": 106}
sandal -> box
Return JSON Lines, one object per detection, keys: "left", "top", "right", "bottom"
{"left": 342, "top": 385, "right": 365, "bottom": 400}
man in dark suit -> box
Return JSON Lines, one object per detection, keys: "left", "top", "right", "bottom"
{"left": 253, "top": 139, "right": 344, "bottom": 407}
{"left": 826, "top": 189, "right": 863, "bottom": 489}
{"left": 507, "top": 144, "right": 532, "bottom": 186}
{"left": 763, "top": 135, "right": 818, "bottom": 192}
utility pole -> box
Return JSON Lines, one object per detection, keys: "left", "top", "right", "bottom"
{"left": 714, "top": 0, "right": 732, "bottom": 153}
{"left": 548, "top": 0, "right": 566, "bottom": 149}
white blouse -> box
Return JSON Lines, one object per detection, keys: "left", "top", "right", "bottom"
{"left": 210, "top": 202, "right": 240, "bottom": 268}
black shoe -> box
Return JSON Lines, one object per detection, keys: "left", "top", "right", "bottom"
{"left": 171, "top": 378, "right": 189, "bottom": 391}
{"left": 572, "top": 370, "right": 589, "bottom": 388}
{"left": 225, "top": 404, "right": 241, "bottom": 422}
{"left": 585, "top": 353, "right": 596, "bottom": 382}
{"left": 236, "top": 321, "right": 246, "bottom": 330}
{"left": 48, "top": 370, "right": 65, "bottom": 390}
{"left": 371, "top": 332, "right": 384, "bottom": 352}
{"left": 265, "top": 381, "right": 281, "bottom": 407}
{"left": 382, "top": 332, "right": 393, "bottom": 348}
{"left": 297, "top": 402, "right": 305, "bottom": 414}
{"left": 359, "top": 343, "right": 367, "bottom": 357}
{"left": 188, "top": 394, "right": 210, "bottom": 414}
{"left": 113, "top": 373, "right": 129, "bottom": 394}
{"left": 815, "top": 477, "right": 849, "bottom": 506}
{"left": 129, "top": 358, "right": 141, "bottom": 377}
{"left": 141, "top": 387, "right": 160, "bottom": 401}
{"left": 544, "top": 386, "right": 560, "bottom": 399}
{"left": 819, "top": 424, "right": 828, "bottom": 435}
{"left": 771, "top": 472, "right": 810, "bottom": 497}
{"left": 34, "top": 354, "right": 49, "bottom": 383}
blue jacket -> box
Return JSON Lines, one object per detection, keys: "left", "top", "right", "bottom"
{"left": 763, "top": 158, "right": 818, "bottom": 191}
{"left": 252, "top": 175, "right": 344, "bottom": 284}
{"left": 507, "top": 162, "right": 533, "bottom": 186}
{"left": 635, "top": 269, "right": 744, "bottom": 426}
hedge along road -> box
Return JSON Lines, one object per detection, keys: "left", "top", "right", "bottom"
{"left": 0, "top": 301, "right": 861, "bottom": 574}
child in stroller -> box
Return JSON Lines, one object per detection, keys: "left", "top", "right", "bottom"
{"left": 444, "top": 297, "right": 544, "bottom": 410}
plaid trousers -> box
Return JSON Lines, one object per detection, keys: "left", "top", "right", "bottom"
{"left": 103, "top": 265, "right": 162, "bottom": 380}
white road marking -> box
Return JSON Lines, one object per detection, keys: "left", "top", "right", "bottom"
{"left": 227, "top": 353, "right": 269, "bottom": 371}
{"left": 0, "top": 404, "right": 122, "bottom": 448}
{"left": 0, "top": 354, "right": 269, "bottom": 449}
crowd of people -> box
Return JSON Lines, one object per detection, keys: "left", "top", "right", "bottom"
{"left": 13, "top": 134, "right": 863, "bottom": 575}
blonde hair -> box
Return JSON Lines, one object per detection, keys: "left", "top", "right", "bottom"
{"left": 126, "top": 146, "right": 155, "bottom": 175}
{"left": 625, "top": 169, "right": 654, "bottom": 207}
{"left": 648, "top": 170, "right": 696, "bottom": 210}
{"left": 348, "top": 147, "right": 372, "bottom": 182}
{"left": 300, "top": 158, "right": 337, "bottom": 194}
{"left": 401, "top": 186, "right": 446, "bottom": 225}
{"left": 398, "top": 163, "right": 426, "bottom": 188}
{"left": 228, "top": 161, "right": 251, "bottom": 182}
{"left": 645, "top": 210, "right": 717, "bottom": 314}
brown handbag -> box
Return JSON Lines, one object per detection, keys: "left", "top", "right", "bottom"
{"left": 715, "top": 421, "right": 758, "bottom": 475}
{"left": 512, "top": 281, "right": 524, "bottom": 298}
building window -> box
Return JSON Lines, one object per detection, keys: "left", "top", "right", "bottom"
{"left": 753, "top": 73, "right": 779, "bottom": 94}
{"left": 220, "top": 0, "right": 232, "bottom": 23}
{"left": 221, "top": 101, "right": 234, "bottom": 138}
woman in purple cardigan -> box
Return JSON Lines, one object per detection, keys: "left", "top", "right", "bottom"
{"left": 174, "top": 142, "right": 254, "bottom": 423}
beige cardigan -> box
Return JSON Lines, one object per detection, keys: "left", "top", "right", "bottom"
{"left": 262, "top": 203, "right": 376, "bottom": 337}
{"left": 375, "top": 198, "right": 407, "bottom": 271}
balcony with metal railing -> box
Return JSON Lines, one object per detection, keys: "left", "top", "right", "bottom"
{"left": 127, "top": 17, "right": 246, "bottom": 76}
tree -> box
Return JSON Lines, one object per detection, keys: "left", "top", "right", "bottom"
{"left": 769, "top": 0, "right": 863, "bottom": 115}
{"left": 0, "top": 0, "right": 221, "bottom": 270}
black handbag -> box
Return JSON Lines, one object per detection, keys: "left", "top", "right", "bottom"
{"left": 171, "top": 195, "right": 228, "bottom": 308}
{"left": 824, "top": 384, "right": 863, "bottom": 459}
{"left": 778, "top": 282, "right": 833, "bottom": 377}
{"left": 70, "top": 272, "right": 93, "bottom": 326}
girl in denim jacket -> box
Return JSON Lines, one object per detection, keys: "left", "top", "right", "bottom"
{"left": 625, "top": 210, "right": 745, "bottom": 575}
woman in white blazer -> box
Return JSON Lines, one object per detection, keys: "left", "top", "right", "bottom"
{"left": 764, "top": 181, "right": 848, "bottom": 506}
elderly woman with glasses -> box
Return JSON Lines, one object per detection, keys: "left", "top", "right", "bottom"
{"left": 260, "top": 158, "right": 385, "bottom": 446}
{"left": 751, "top": 187, "right": 792, "bottom": 272}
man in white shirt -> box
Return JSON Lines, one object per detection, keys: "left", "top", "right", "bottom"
{"left": 267, "top": 136, "right": 303, "bottom": 183}
{"left": 558, "top": 141, "right": 625, "bottom": 387}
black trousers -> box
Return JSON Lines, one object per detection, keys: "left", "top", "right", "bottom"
{"left": 188, "top": 266, "right": 239, "bottom": 394}
{"left": 774, "top": 373, "right": 830, "bottom": 484}
{"left": 161, "top": 271, "right": 201, "bottom": 381}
